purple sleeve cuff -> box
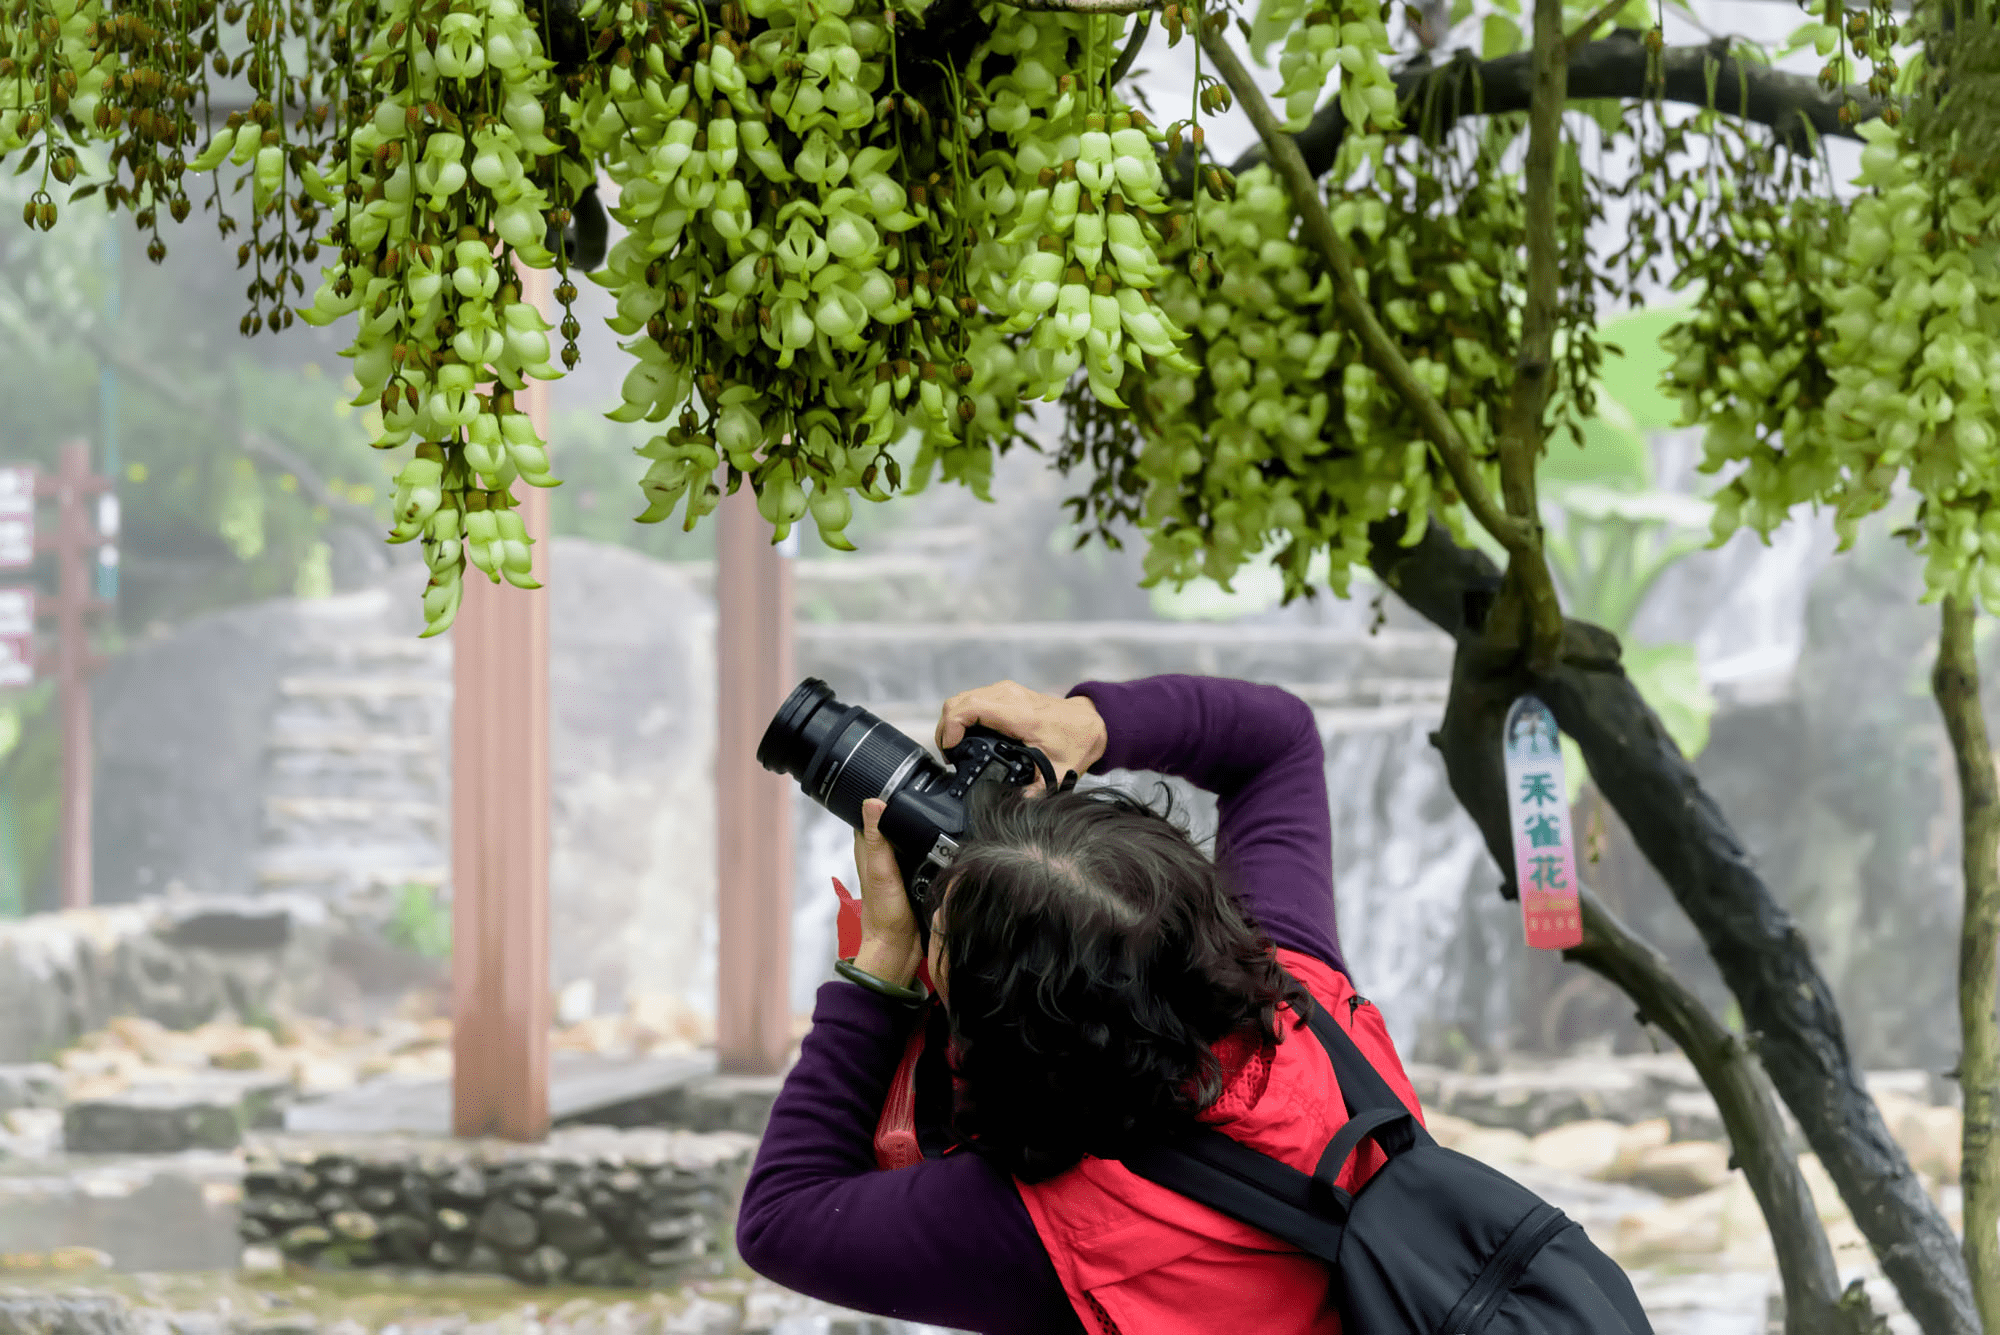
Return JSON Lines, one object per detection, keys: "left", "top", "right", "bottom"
{"left": 736, "top": 984, "right": 1078, "bottom": 1334}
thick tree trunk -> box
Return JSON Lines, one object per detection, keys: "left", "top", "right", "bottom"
{"left": 1434, "top": 626, "right": 1859, "bottom": 1332}
{"left": 1370, "top": 521, "right": 1978, "bottom": 1335}
{"left": 1933, "top": 593, "right": 2000, "bottom": 1333}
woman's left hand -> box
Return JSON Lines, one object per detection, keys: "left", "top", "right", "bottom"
{"left": 851, "top": 798, "right": 923, "bottom": 988}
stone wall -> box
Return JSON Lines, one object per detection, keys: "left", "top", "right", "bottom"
{"left": 237, "top": 1128, "right": 756, "bottom": 1288}
{"left": 0, "top": 895, "right": 334, "bottom": 1064}
{"left": 0, "top": 1282, "right": 941, "bottom": 1335}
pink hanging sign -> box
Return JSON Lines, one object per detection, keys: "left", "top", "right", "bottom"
{"left": 1502, "top": 695, "right": 1583, "bottom": 950}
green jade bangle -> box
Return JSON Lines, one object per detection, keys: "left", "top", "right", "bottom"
{"left": 835, "top": 957, "right": 929, "bottom": 1007}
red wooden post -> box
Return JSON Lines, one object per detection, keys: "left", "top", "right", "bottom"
{"left": 450, "top": 266, "right": 553, "bottom": 1141}
{"left": 56, "top": 441, "right": 94, "bottom": 910}
{"left": 715, "top": 487, "right": 795, "bottom": 1074}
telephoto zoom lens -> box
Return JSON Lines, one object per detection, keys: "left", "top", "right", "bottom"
{"left": 757, "top": 678, "right": 940, "bottom": 830}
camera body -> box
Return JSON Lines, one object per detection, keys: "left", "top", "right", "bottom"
{"left": 758, "top": 679, "right": 1053, "bottom": 936}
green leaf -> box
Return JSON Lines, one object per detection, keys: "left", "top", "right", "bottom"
{"left": 1449, "top": 0, "right": 1473, "bottom": 24}
{"left": 1624, "top": 642, "right": 1716, "bottom": 761}
{"left": 1578, "top": 98, "right": 1628, "bottom": 139}
{"left": 1592, "top": 301, "right": 1696, "bottom": 431}
{"left": 1541, "top": 414, "right": 1651, "bottom": 490}
{"left": 1482, "top": 13, "right": 1523, "bottom": 57}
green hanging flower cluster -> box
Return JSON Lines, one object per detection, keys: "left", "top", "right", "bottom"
{"left": 0, "top": 0, "right": 103, "bottom": 230}
{"left": 1665, "top": 0, "right": 2000, "bottom": 609}
{"left": 291, "top": 0, "right": 580, "bottom": 634}
{"left": 1249, "top": 0, "right": 1398, "bottom": 133}
{"left": 3, "top": 0, "right": 1249, "bottom": 631}
{"left": 1120, "top": 134, "right": 1532, "bottom": 602}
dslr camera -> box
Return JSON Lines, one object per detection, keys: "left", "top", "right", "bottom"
{"left": 758, "top": 678, "right": 1056, "bottom": 939}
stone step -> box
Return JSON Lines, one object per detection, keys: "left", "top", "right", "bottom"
{"left": 285, "top": 636, "right": 451, "bottom": 674}
{"left": 263, "top": 736, "right": 444, "bottom": 802}
{"left": 271, "top": 676, "right": 451, "bottom": 736}
{"left": 261, "top": 796, "right": 446, "bottom": 849}
{"left": 254, "top": 848, "right": 447, "bottom": 898}
{"left": 794, "top": 622, "right": 1454, "bottom": 710}
{"left": 63, "top": 1074, "right": 291, "bottom": 1154}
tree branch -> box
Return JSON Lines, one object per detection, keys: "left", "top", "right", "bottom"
{"left": 1579, "top": 894, "right": 1861, "bottom": 1333}
{"left": 1563, "top": 0, "right": 1630, "bottom": 54}
{"left": 1934, "top": 592, "right": 2000, "bottom": 1334}
{"left": 1370, "top": 521, "right": 1978, "bottom": 1335}
{"left": 1421, "top": 573, "right": 1873, "bottom": 1331}
{"left": 1255, "top": 31, "right": 1885, "bottom": 181}
{"left": 1000, "top": 0, "right": 1152, "bottom": 10}
{"left": 1490, "top": 0, "right": 1568, "bottom": 672}
{"left": 1197, "top": 26, "right": 1562, "bottom": 599}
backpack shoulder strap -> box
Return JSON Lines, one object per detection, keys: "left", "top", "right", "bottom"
{"left": 1290, "top": 974, "right": 1432, "bottom": 1143}
{"left": 1118, "top": 975, "right": 1432, "bottom": 1256}
{"left": 1120, "top": 1126, "right": 1349, "bottom": 1263}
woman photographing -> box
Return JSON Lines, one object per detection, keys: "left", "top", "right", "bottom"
{"left": 735, "top": 673, "right": 1428, "bottom": 1334}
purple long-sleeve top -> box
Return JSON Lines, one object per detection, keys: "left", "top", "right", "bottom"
{"left": 736, "top": 676, "right": 1342, "bottom": 1333}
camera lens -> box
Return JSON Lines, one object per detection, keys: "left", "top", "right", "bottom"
{"left": 757, "top": 678, "right": 936, "bottom": 829}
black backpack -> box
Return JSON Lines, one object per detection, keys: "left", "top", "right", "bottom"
{"left": 1119, "top": 984, "right": 1656, "bottom": 1335}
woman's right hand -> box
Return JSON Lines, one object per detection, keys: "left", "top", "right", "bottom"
{"left": 936, "top": 681, "right": 1108, "bottom": 790}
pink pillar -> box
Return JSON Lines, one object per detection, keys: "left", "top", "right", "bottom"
{"left": 715, "top": 488, "right": 795, "bottom": 1074}
{"left": 56, "top": 441, "right": 94, "bottom": 910}
{"left": 451, "top": 266, "right": 553, "bottom": 1141}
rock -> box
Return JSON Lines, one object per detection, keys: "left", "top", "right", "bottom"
{"left": 1401, "top": 1059, "right": 1661, "bottom": 1135}
{"left": 436, "top": 1169, "right": 486, "bottom": 1204}
{"left": 638, "top": 1212, "right": 708, "bottom": 1246}
{"left": 475, "top": 1202, "right": 539, "bottom": 1254}
{"left": 241, "top": 1317, "right": 318, "bottom": 1335}
{"left": 243, "top": 1197, "right": 318, "bottom": 1228}
{"left": 570, "top": 1255, "right": 643, "bottom": 1288}
{"left": 435, "top": 1208, "right": 470, "bottom": 1234}
{"left": 355, "top": 1186, "right": 398, "bottom": 1212}
{"left": 426, "top": 1241, "right": 468, "bottom": 1270}
{"left": 313, "top": 1159, "right": 359, "bottom": 1188}
{"left": 375, "top": 1215, "right": 431, "bottom": 1262}
{"left": 1797, "top": 1153, "right": 1851, "bottom": 1225}
{"left": 328, "top": 1212, "right": 378, "bottom": 1242}
{"left": 539, "top": 1197, "right": 610, "bottom": 1256}
{"left": 1604, "top": 1118, "right": 1672, "bottom": 1182}
{"left": 506, "top": 1244, "right": 572, "bottom": 1286}
{"left": 1526, "top": 1120, "right": 1625, "bottom": 1179}
{"left": 62, "top": 1089, "right": 243, "bottom": 1153}
{"left": 660, "top": 1297, "right": 739, "bottom": 1335}
{"left": 1715, "top": 1176, "right": 1777, "bottom": 1269}
{"left": 1664, "top": 1090, "right": 1724, "bottom": 1144}
{"left": 1627, "top": 1141, "right": 1734, "bottom": 1198}
{"left": 1452, "top": 1127, "right": 1532, "bottom": 1168}
{"left": 1613, "top": 1185, "right": 1729, "bottom": 1262}
{"left": 1877, "top": 1094, "right": 1961, "bottom": 1184}
{"left": 0, "top": 1065, "right": 62, "bottom": 1113}
{"left": 0, "top": 1289, "right": 136, "bottom": 1335}
{"left": 1, "top": 1108, "right": 62, "bottom": 1158}
{"left": 461, "top": 1244, "right": 506, "bottom": 1275}
{"left": 1418, "top": 1111, "right": 1477, "bottom": 1151}
{"left": 239, "top": 1245, "right": 286, "bottom": 1274}
{"left": 313, "top": 1193, "right": 356, "bottom": 1217}
{"left": 497, "top": 1161, "right": 559, "bottom": 1197}
{"left": 278, "top": 1225, "right": 331, "bottom": 1254}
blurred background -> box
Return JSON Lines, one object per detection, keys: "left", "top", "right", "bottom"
{"left": 0, "top": 2, "right": 1969, "bottom": 1332}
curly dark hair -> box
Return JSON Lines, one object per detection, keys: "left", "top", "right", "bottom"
{"left": 938, "top": 782, "right": 1307, "bottom": 1183}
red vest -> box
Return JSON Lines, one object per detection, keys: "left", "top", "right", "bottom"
{"left": 1014, "top": 949, "right": 1427, "bottom": 1335}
